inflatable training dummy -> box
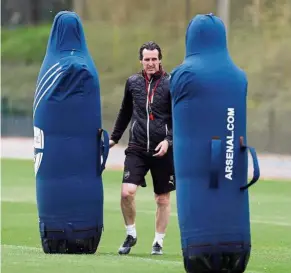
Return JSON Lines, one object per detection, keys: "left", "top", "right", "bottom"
{"left": 170, "top": 14, "right": 260, "bottom": 273}
{"left": 33, "top": 11, "right": 109, "bottom": 254}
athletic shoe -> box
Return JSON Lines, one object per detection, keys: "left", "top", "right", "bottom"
{"left": 118, "top": 235, "right": 137, "bottom": 255}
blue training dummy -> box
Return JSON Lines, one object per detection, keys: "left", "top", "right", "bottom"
{"left": 170, "top": 14, "right": 260, "bottom": 273}
{"left": 33, "top": 11, "right": 109, "bottom": 254}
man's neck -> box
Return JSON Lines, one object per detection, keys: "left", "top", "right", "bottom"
{"left": 145, "top": 70, "right": 161, "bottom": 81}
{"left": 146, "top": 73, "right": 153, "bottom": 81}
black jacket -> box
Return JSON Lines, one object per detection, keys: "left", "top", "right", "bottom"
{"left": 110, "top": 70, "right": 173, "bottom": 153}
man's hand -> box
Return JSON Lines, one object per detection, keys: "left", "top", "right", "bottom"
{"left": 109, "top": 140, "right": 116, "bottom": 149}
{"left": 153, "top": 140, "right": 169, "bottom": 157}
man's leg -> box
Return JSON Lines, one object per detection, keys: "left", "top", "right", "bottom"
{"left": 150, "top": 151, "right": 175, "bottom": 255}
{"left": 121, "top": 183, "right": 138, "bottom": 237}
{"left": 153, "top": 192, "right": 171, "bottom": 252}
{"left": 155, "top": 192, "right": 171, "bottom": 233}
{"left": 118, "top": 150, "right": 149, "bottom": 255}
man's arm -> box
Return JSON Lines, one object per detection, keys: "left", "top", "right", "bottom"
{"left": 165, "top": 129, "right": 173, "bottom": 147}
{"left": 110, "top": 79, "right": 133, "bottom": 144}
{"left": 165, "top": 88, "right": 173, "bottom": 147}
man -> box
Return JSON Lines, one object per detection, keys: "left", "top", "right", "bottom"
{"left": 109, "top": 41, "right": 175, "bottom": 255}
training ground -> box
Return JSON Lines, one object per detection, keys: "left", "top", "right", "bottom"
{"left": 1, "top": 137, "right": 291, "bottom": 273}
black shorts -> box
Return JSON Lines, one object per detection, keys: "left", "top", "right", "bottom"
{"left": 122, "top": 147, "right": 176, "bottom": 195}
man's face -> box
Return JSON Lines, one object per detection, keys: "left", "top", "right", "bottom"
{"left": 140, "top": 49, "right": 161, "bottom": 75}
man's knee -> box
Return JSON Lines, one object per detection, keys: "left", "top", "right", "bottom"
{"left": 155, "top": 193, "right": 170, "bottom": 206}
{"left": 121, "top": 183, "right": 138, "bottom": 200}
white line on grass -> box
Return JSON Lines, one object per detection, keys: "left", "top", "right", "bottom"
{"left": 1, "top": 244, "right": 182, "bottom": 265}
{"left": 1, "top": 245, "right": 264, "bottom": 273}
{"left": 251, "top": 219, "right": 291, "bottom": 227}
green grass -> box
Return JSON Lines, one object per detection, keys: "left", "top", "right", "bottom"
{"left": 1, "top": 159, "right": 291, "bottom": 273}
{"left": 1, "top": 24, "right": 51, "bottom": 63}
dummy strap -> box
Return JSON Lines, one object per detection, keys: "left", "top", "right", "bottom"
{"left": 209, "top": 136, "right": 260, "bottom": 190}
{"left": 239, "top": 136, "right": 260, "bottom": 190}
{"left": 209, "top": 137, "right": 222, "bottom": 189}
{"left": 98, "top": 129, "right": 109, "bottom": 175}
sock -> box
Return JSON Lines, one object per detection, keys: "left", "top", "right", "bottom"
{"left": 126, "top": 224, "right": 137, "bottom": 238}
{"left": 153, "top": 232, "right": 165, "bottom": 246}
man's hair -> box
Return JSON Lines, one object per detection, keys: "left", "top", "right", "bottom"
{"left": 139, "top": 41, "right": 162, "bottom": 60}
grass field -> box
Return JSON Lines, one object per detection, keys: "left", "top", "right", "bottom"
{"left": 1, "top": 159, "right": 291, "bottom": 273}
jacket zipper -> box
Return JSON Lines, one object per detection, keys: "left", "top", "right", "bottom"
{"left": 165, "top": 124, "right": 168, "bottom": 136}
{"left": 131, "top": 120, "right": 136, "bottom": 138}
{"left": 146, "top": 79, "right": 153, "bottom": 152}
